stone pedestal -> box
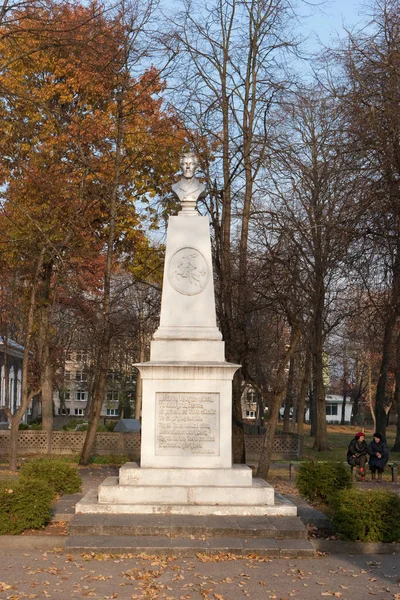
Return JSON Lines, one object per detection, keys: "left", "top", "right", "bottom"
{"left": 75, "top": 163, "right": 296, "bottom": 517}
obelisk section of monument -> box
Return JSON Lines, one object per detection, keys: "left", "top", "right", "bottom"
{"left": 139, "top": 152, "right": 239, "bottom": 469}
{"left": 151, "top": 152, "right": 224, "bottom": 363}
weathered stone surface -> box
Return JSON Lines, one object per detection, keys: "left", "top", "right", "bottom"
{"left": 119, "top": 463, "right": 253, "bottom": 487}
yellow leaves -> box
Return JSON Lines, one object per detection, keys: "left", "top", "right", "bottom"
{"left": 0, "top": 582, "right": 12, "bottom": 592}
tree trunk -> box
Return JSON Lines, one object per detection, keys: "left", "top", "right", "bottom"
{"left": 256, "top": 328, "right": 301, "bottom": 479}
{"left": 80, "top": 328, "right": 111, "bottom": 464}
{"left": 309, "top": 387, "right": 316, "bottom": 436}
{"left": 232, "top": 373, "right": 245, "bottom": 463}
{"left": 392, "top": 331, "right": 400, "bottom": 451}
{"left": 39, "top": 304, "right": 54, "bottom": 435}
{"left": 41, "top": 360, "right": 54, "bottom": 438}
{"left": 375, "top": 316, "right": 394, "bottom": 436}
{"left": 297, "top": 349, "right": 311, "bottom": 435}
{"left": 375, "top": 248, "right": 400, "bottom": 436}
{"left": 9, "top": 415, "right": 19, "bottom": 472}
{"left": 283, "top": 353, "right": 295, "bottom": 433}
{"left": 6, "top": 248, "right": 45, "bottom": 471}
{"left": 256, "top": 397, "right": 281, "bottom": 480}
{"left": 135, "top": 310, "right": 145, "bottom": 420}
{"left": 312, "top": 265, "right": 329, "bottom": 451}
{"left": 341, "top": 357, "right": 348, "bottom": 425}
{"left": 312, "top": 336, "right": 329, "bottom": 451}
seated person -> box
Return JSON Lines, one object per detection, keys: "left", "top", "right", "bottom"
{"left": 368, "top": 432, "right": 389, "bottom": 482}
{"left": 347, "top": 431, "right": 368, "bottom": 480}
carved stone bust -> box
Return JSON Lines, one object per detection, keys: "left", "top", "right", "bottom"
{"left": 172, "top": 152, "right": 206, "bottom": 214}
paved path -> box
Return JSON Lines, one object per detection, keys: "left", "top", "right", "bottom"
{"left": 1, "top": 549, "right": 400, "bottom": 599}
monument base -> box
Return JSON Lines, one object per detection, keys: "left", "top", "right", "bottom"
{"left": 75, "top": 463, "right": 297, "bottom": 517}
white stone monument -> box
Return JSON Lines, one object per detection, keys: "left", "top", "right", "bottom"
{"left": 76, "top": 153, "right": 295, "bottom": 516}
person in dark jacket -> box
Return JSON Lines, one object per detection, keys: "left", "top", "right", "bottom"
{"left": 368, "top": 432, "right": 389, "bottom": 482}
{"left": 347, "top": 432, "right": 368, "bottom": 481}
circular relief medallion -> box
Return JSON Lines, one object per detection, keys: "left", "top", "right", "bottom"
{"left": 168, "top": 247, "right": 209, "bottom": 296}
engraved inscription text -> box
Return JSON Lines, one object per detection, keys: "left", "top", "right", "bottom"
{"left": 156, "top": 392, "right": 219, "bottom": 456}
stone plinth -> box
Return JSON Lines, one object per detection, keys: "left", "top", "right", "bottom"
{"left": 118, "top": 463, "right": 252, "bottom": 486}
{"left": 138, "top": 362, "right": 238, "bottom": 469}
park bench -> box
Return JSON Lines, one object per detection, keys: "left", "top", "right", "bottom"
{"left": 349, "top": 462, "right": 397, "bottom": 482}
{"left": 287, "top": 461, "right": 398, "bottom": 483}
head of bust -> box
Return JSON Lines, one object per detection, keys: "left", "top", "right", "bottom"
{"left": 180, "top": 152, "right": 199, "bottom": 179}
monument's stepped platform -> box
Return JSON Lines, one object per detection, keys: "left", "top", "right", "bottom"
{"left": 66, "top": 513, "right": 315, "bottom": 557}
{"left": 97, "top": 476, "right": 275, "bottom": 506}
{"left": 76, "top": 486, "right": 296, "bottom": 516}
{"left": 75, "top": 463, "right": 296, "bottom": 516}
{"left": 119, "top": 463, "right": 253, "bottom": 486}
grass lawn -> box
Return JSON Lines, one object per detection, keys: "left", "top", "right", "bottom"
{"left": 298, "top": 423, "right": 400, "bottom": 463}
{"left": 266, "top": 424, "right": 400, "bottom": 483}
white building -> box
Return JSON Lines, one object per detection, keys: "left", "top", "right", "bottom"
{"left": 0, "top": 337, "right": 24, "bottom": 424}
{"left": 305, "top": 394, "right": 353, "bottom": 424}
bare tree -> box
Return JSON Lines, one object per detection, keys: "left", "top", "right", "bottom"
{"left": 166, "top": 0, "right": 299, "bottom": 461}
{"left": 265, "top": 86, "right": 360, "bottom": 451}
{"left": 337, "top": 0, "right": 400, "bottom": 436}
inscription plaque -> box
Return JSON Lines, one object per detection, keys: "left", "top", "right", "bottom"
{"left": 156, "top": 392, "right": 219, "bottom": 456}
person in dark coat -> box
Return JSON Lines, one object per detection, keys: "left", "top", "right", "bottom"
{"left": 347, "top": 432, "right": 368, "bottom": 481}
{"left": 368, "top": 432, "right": 389, "bottom": 482}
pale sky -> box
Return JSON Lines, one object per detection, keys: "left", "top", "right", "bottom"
{"left": 299, "top": 0, "right": 369, "bottom": 50}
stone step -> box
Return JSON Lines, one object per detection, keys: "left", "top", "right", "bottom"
{"left": 76, "top": 488, "right": 297, "bottom": 516}
{"left": 119, "top": 463, "right": 253, "bottom": 487}
{"left": 98, "top": 476, "right": 274, "bottom": 505}
{"left": 65, "top": 534, "right": 315, "bottom": 558}
{"left": 69, "top": 513, "right": 308, "bottom": 539}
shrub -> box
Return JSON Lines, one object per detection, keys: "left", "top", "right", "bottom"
{"left": 0, "top": 477, "right": 54, "bottom": 534}
{"left": 62, "top": 419, "right": 85, "bottom": 431}
{"left": 20, "top": 458, "right": 82, "bottom": 495}
{"left": 296, "top": 461, "right": 352, "bottom": 503}
{"left": 330, "top": 488, "right": 400, "bottom": 542}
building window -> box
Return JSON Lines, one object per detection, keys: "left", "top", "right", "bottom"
{"left": 126, "top": 373, "right": 136, "bottom": 384}
{"left": 247, "top": 389, "right": 256, "bottom": 403}
{"left": 58, "top": 408, "right": 70, "bottom": 415}
{"left": 107, "top": 370, "right": 119, "bottom": 381}
{"left": 246, "top": 410, "right": 255, "bottom": 418}
{"left": 75, "top": 370, "right": 87, "bottom": 383}
{"left": 75, "top": 390, "right": 87, "bottom": 402}
{"left": 66, "top": 351, "right": 72, "bottom": 361}
{"left": 74, "top": 408, "right": 84, "bottom": 416}
{"left": 106, "top": 408, "right": 119, "bottom": 417}
{"left": 106, "top": 391, "right": 119, "bottom": 403}
{"left": 60, "top": 391, "right": 71, "bottom": 402}
{"left": 76, "top": 351, "right": 88, "bottom": 363}
{"left": 326, "top": 404, "right": 338, "bottom": 416}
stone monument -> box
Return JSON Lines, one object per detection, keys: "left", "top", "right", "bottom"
{"left": 76, "top": 153, "right": 295, "bottom": 516}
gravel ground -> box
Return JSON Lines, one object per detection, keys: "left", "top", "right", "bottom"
{"left": 1, "top": 549, "right": 400, "bottom": 599}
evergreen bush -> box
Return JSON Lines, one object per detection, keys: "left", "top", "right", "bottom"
{"left": 20, "top": 458, "right": 82, "bottom": 494}
{"left": 330, "top": 488, "right": 400, "bottom": 542}
{"left": 0, "top": 477, "right": 54, "bottom": 534}
{"left": 296, "top": 461, "right": 352, "bottom": 503}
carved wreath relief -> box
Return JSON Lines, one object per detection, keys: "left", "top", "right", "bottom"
{"left": 168, "top": 247, "right": 209, "bottom": 296}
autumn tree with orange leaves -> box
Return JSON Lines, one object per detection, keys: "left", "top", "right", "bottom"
{"left": 0, "top": 0, "right": 185, "bottom": 469}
